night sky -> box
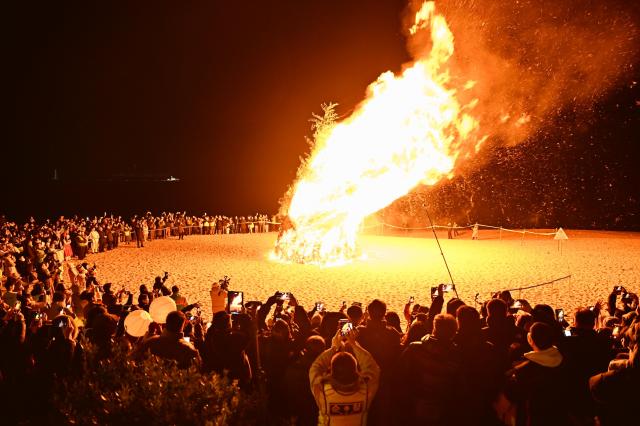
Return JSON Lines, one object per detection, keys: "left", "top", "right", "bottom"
{"left": 4, "top": 1, "right": 640, "bottom": 228}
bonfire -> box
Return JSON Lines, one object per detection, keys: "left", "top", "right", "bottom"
{"left": 274, "top": 1, "right": 485, "bottom": 265}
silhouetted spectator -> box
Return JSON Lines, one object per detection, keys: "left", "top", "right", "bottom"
{"left": 503, "top": 322, "right": 568, "bottom": 426}
{"left": 395, "top": 314, "right": 467, "bottom": 425}
{"left": 284, "top": 335, "right": 325, "bottom": 426}
{"left": 133, "top": 311, "right": 200, "bottom": 369}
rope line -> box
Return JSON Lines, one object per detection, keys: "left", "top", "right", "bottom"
{"left": 360, "top": 222, "right": 559, "bottom": 236}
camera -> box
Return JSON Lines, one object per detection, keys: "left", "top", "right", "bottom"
{"left": 441, "top": 284, "right": 455, "bottom": 293}
{"left": 563, "top": 329, "right": 572, "bottom": 337}
{"left": 555, "top": 309, "right": 565, "bottom": 322}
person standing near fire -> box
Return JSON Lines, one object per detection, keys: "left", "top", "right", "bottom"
{"left": 472, "top": 223, "right": 479, "bottom": 240}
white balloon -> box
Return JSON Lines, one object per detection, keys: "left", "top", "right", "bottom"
{"left": 124, "top": 309, "right": 153, "bottom": 337}
{"left": 149, "top": 296, "right": 177, "bottom": 324}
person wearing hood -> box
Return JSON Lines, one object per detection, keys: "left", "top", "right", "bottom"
{"left": 502, "top": 322, "right": 568, "bottom": 426}
{"left": 309, "top": 327, "right": 380, "bottom": 426}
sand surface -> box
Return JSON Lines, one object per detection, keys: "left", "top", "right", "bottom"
{"left": 87, "top": 230, "right": 640, "bottom": 323}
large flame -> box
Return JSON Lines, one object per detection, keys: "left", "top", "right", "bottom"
{"left": 274, "top": 2, "right": 485, "bottom": 265}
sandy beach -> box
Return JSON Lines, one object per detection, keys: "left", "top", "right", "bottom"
{"left": 85, "top": 229, "right": 640, "bottom": 323}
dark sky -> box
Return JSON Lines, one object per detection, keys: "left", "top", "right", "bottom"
{"left": 4, "top": 0, "right": 409, "bottom": 214}
{"left": 3, "top": 1, "right": 640, "bottom": 226}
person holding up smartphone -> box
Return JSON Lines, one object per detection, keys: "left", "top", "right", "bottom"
{"left": 309, "top": 327, "right": 380, "bottom": 426}
{"left": 210, "top": 279, "right": 228, "bottom": 314}
{"left": 607, "top": 285, "right": 638, "bottom": 317}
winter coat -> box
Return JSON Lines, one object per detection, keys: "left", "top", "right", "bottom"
{"left": 589, "top": 358, "right": 639, "bottom": 426}
{"left": 309, "top": 343, "right": 380, "bottom": 426}
{"left": 135, "top": 330, "right": 201, "bottom": 369}
{"left": 504, "top": 346, "right": 568, "bottom": 426}
{"left": 202, "top": 328, "right": 251, "bottom": 386}
{"left": 394, "top": 335, "right": 467, "bottom": 425}
{"left": 284, "top": 351, "right": 321, "bottom": 425}
{"left": 562, "top": 328, "right": 613, "bottom": 419}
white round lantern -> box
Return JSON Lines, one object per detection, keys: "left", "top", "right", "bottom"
{"left": 149, "top": 296, "right": 177, "bottom": 324}
{"left": 124, "top": 309, "right": 153, "bottom": 337}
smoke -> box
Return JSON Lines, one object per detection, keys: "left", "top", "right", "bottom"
{"left": 405, "top": 0, "right": 639, "bottom": 152}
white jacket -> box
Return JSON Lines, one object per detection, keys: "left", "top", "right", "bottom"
{"left": 309, "top": 343, "right": 380, "bottom": 426}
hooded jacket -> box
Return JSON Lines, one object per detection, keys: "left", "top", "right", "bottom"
{"left": 309, "top": 343, "right": 380, "bottom": 426}
{"left": 504, "top": 346, "right": 568, "bottom": 426}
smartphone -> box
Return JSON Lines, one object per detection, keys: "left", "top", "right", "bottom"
{"left": 430, "top": 287, "right": 439, "bottom": 300}
{"left": 442, "top": 284, "right": 456, "bottom": 293}
{"left": 315, "top": 301, "right": 324, "bottom": 311}
{"left": 555, "top": 309, "right": 565, "bottom": 322}
{"left": 188, "top": 314, "right": 196, "bottom": 321}
{"left": 512, "top": 300, "right": 523, "bottom": 309}
{"left": 614, "top": 285, "right": 624, "bottom": 293}
{"left": 339, "top": 320, "right": 353, "bottom": 336}
{"left": 278, "top": 291, "right": 290, "bottom": 301}
{"left": 184, "top": 336, "right": 191, "bottom": 343}
{"left": 613, "top": 326, "right": 621, "bottom": 338}
{"left": 563, "top": 329, "right": 572, "bottom": 337}
{"left": 338, "top": 319, "right": 349, "bottom": 333}
{"left": 228, "top": 291, "right": 244, "bottom": 314}
{"left": 409, "top": 296, "right": 415, "bottom": 304}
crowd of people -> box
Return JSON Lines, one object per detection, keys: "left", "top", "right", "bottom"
{"left": 0, "top": 211, "right": 277, "bottom": 262}
{"left": 1, "top": 231, "right": 639, "bottom": 425}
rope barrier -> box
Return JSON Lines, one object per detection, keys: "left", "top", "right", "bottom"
{"left": 361, "top": 221, "right": 560, "bottom": 237}
{"left": 503, "top": 274, "right": 572, "bottom": 292}
{"left": 473, "top": 274, "right": 573, "bottom": 306}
